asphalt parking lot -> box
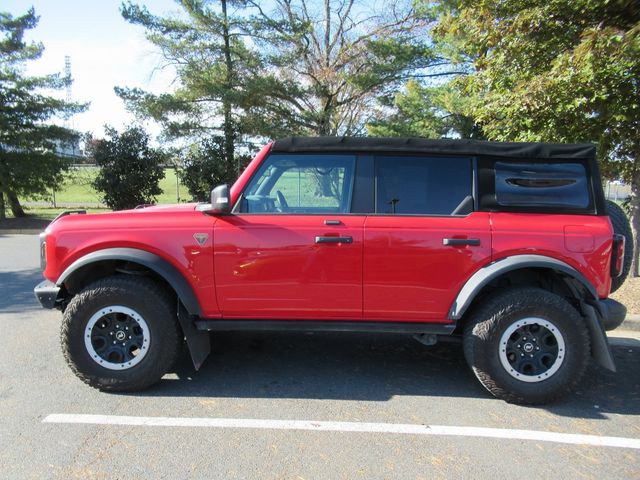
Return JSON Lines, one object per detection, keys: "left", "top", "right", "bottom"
{"left": 1, "top": 234, "right": 639, "bottom": 479}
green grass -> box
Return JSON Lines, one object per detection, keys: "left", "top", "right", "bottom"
{"left": 269, "top": 168, "right": 345, "bottom": 208}
{"left": 27, "top": 167, "right": 188, "bottom": 207}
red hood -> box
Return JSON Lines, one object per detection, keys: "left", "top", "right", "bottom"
{"left": 45, "top": 203, "right": 202, "bottom": 234}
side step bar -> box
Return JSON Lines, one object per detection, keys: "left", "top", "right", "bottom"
{"left": 194, "top": 319, "right": 456, "bottom": 335}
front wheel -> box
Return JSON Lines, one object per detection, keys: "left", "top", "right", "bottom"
{"left": 463, "top": 287, "right": 590, "bottom": 404}
{"left": 61, "top": 275, "right": 182, "bottom": 391}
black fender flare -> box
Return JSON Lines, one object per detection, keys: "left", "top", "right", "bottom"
{"left": 57, "top": 247, "right": 203, "bottom": 316}
{"left": 448, "top": 254, "right": 598, "bottom": 320}
{"left": 449, "top": 254, "right": 615, "bottom": 371}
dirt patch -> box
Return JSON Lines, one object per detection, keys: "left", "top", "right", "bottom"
{"left": 610, "top": 276, "right": 640, "bottom": 315}
{"left": 0, "top": 216, "right": 50, "bottom": 232}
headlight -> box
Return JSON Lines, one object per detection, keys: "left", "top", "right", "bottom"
{"left": 39, "top": 232, "right": 47, "bottom": 270}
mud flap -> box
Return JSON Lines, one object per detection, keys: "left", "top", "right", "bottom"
{"left": 177, "top": 307, "right": 211, "bottom": 371}
{"left": 581, "top": 302, "right": 616, "bottom": 372}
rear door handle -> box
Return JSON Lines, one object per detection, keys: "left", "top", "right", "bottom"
{"left": 443, "top": 238, "right": 481, "bottom": 246}
{"left": 315, "top": 236, "right": 353, "bottom": 244}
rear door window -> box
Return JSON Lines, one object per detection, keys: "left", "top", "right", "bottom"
{"left": 374, "top": 156, "right": 473, "bottom": 215}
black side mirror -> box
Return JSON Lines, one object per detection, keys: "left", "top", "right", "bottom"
{"left": 196, "top": 183, "right": 233, "bottom": 215}
{"left": 210, "top": 184, "right": 231, "bottom": 213}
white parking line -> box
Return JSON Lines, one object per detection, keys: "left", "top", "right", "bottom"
{"left": 42, "top": 414, "right": 640, "bottom": 450}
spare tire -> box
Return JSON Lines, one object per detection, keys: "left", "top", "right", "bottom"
{"left": 606, "top": 200, "right": 633, "bottom": 293}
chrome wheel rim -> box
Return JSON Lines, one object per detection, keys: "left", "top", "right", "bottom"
{"left": 499, "top": 317, "right": 565, "bottom": 383}
{"left": 84, "top": 306, "right": 150, "bottom": 370}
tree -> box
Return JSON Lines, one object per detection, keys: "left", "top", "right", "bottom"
{"left": 366, "top": 80, "right": 483, "bottom": 139}
{"left": 178, "top": 136, "right": 250, "bottom": 201}
{"left": 89, "top": 126, "right": 165, "bottom": 210}
{"left": 240, "top": 0, "right": 439, "bottom": 136}
{"left": 118, "top": 1, "right": 441, "bottom": 140}
{"left": 431, "top": 0, "right": 640, "bottom": 275}
{"left": 118, "top": 0, "right": 255, "bottom": 172}
{"left": 0, "top": 8, "right": 86, "bottom": 218}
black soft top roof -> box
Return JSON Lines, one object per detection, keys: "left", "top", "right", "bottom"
{"left": 272, "top": 137, "right": 595, "bottom": 160}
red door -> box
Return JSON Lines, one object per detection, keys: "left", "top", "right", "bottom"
{"left": 214, "top": 215, "right": 365, "bottom": 319}
{"left": 363, "top": 213, "right": 492, "bottom": 322}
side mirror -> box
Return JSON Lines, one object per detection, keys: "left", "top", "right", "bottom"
{"left": 195, "top": 184, "right": 231, "bottom": 215}
{"left": 210, "top": 184, "right": 231, "bottom": 213}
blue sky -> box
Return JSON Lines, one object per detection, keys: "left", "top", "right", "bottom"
{"left": 6, "top": 0, "right": 181, "bottom": 136}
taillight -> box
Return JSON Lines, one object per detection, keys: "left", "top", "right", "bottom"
{"left": 611, "top": 234, "right": 625, "bottom": 277}
{"left": 39, "top": 232, "right": 47, "bottom": 270}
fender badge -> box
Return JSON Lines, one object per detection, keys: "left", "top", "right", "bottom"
{"left": 193, "top": 233, "right": 209, "bottom": 246}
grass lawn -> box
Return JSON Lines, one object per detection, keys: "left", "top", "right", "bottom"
{"left": 2, "top": 167, "right": 190, "bottom": 221}
{"left": 26, "top": 166, "right": 188, "bottom": 207}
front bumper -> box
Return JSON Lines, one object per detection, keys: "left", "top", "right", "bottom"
{"left": 600, "top": 298, "right": 627, "bottom": 331}
{"left": 34, "top": 280, "right": 60, "bottom": 309}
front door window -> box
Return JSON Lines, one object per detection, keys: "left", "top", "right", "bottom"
{"left": 238, "top": 154, "right": 355, "bottom": 214}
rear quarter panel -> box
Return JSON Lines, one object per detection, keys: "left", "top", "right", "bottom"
{"left": 490, "top": 213, "right": 613, "bottom": 298}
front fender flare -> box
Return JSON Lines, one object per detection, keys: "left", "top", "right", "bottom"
{"left": 448, "top": 254, "right": 598, "bottom": 320}
{"left": 57, "top": 248, "right": 202, "bottom": 316}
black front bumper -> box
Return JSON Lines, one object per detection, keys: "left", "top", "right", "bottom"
{"left": 34, "top": 280, "right": 60, "bottom": 309}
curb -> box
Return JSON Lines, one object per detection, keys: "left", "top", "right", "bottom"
{"left": 620, "top": 315, "right": 640, "bottom": 332}
{"left": 0, "top": 229, "right": 43, "bottom": 235}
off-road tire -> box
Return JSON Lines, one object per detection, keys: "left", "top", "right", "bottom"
{"left": 61, "top": 275, "right": 182, "bottom": 391}
{"left": 463, "top": 287, "right": 590, "bottom": 405}
{"left": 606, "top": 200, "right": 633, "bottom": 293}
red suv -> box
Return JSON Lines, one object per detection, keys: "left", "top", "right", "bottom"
{"left": 34, "top": 137, "right": 630, "bottom": 404}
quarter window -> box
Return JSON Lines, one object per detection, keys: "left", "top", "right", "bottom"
{"left": 375, "top": 156, "right": 473, "bottom": 215}
{"left": 495, "top": 162, "right": 590, "bottom": 209}
{"left": 239, "top": 154, "right": 355, "bottom": 214}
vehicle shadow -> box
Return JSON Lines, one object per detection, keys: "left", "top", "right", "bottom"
{"left": 0, "top": 269, "right": 44, "bottom": 313}
{"left": 133, "top": 331, "right": 640, "bottom": 418}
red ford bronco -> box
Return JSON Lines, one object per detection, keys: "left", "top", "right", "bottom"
{"left": 35, "top": 137, "right": 631, "bottom": 404}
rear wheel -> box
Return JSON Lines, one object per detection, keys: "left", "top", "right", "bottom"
{"left": 463, "top": 287, "right": 590, "bottom": 404}
{"left": 61, "top": 275, "right": 182, "bottom": 391}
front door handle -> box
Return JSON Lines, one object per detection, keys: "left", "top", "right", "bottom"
{"left": 315, "top": 236, "right": 353, "bottom": 244}
{"left": 443, "top": 238, "right": 481, "bottom": 246}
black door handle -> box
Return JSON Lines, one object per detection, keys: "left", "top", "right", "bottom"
{"left": 443, "top": 238, "right": 481, "bottom": 246}
{"left": 315, "top": 236, "right": 353, "bottom": 244}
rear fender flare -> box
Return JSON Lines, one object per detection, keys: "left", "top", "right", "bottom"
{"left": 448, "top": 254, "right": 598, "bottom": 320}
{"left": 449, "top": 255, "right": 615, "bottom": 371}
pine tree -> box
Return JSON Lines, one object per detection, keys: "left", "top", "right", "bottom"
{"left": 117, "top": 0, "right": 439, "bottom": 143}
{"left": 0, "top": 8, "right": 86, "bottom": 218}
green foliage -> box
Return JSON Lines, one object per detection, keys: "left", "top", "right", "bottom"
{"left": 0, "top": 8, "right": 86, "bottom": 216}
{"left": 431, "top": 0, "right": 640, "bottom": 175}
{"left": 89, "top": 126, "right": 165, "bottom": 210}
{"left": 430, "top": 0, "right": 640, "bottom": 275}
{"left": 178, "top": 136, "right": 249, "bottom": 202}
{"left": 367, "top": 80, "right": 482, "bottom": 139}
{"left": 118, "top": 1, "right": 244, "bottom": 140}
{"left": 118, "top": 1, "right": 438, "bottom": 143}
{"left": 242, "top": 1, "right": 438, "bottom": 136}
